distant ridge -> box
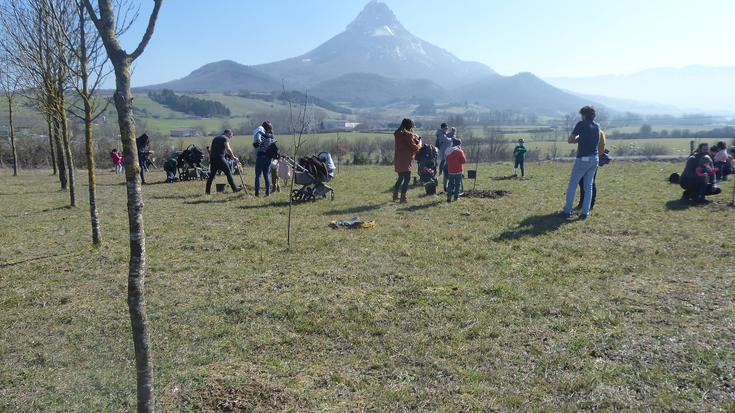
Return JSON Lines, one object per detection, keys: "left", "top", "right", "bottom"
{"left": 455, "top": 73, "right": 593, "bottom": 114}
{"left": 141, "top": 60, "right": 281, "bottom": 92}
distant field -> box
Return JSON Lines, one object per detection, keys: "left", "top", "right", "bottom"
{"left": 163, "top": 132, "right": 703, "bottom": 160}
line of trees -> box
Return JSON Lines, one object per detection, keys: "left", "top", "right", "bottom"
{"left": 148, "top": 88, "right": 230, "bottom": 117}
{"left": 2, "top": 1, "right": 164, "bottom": 411}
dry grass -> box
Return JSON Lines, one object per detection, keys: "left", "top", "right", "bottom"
{"left": 1, "top": 161, "right": 734, "bottom": 411}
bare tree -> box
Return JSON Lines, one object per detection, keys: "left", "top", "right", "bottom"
{"left": 1, "top": 0, "right": 74, "bottom": 194}
{"left": 0, "top": 42, "right": 21, "bottom": 176}
{"left": 283, "top": 84, "right": 312, "bottom": 249}
{"left": 81, "top": 0, "right": 163, "bottom": 411}
{"left": 55, "top": 0, "right": 129, "bottom": 245}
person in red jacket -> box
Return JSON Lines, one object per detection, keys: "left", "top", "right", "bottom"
{"left": 110, "top": 148, "right": 124, "bottom": 174}
{"left": 393, "top": 118, "right": 423, "bottom": 203}
{"left": 444, "top": 138, "right": 466, "bottom": 203}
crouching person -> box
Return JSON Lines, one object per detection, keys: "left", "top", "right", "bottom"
{"left": 693, "top": 155, "right": 717, "bottom": 203}
{"left": 163, "top": 154, "right": 177, "bottom": 183}
{"left": 445, "top": 138, "right": 466, "bottom": 203}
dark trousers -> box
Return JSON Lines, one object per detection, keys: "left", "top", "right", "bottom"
{"left": 394, "top": 171, "right": 411, "bottom": 194}
{"left": 514, "top": 159, "right": 525, "bottom": 177}
{"left": 578, "top": 170, "right": 597, "bottom": 209}
{"left": 138, "top": 156, "right": 146, "bottom": 183}
{"left": 715, "top": 162, "right": 732, "bottom": 180}
{"left": 680, "top": 179, "right": 704, "bottom": 202}
{"left": 206, "top": 157, "right": 238, "bottom": 194}
{"left": 254, "top": 155, "right": 272, "bottom": 195}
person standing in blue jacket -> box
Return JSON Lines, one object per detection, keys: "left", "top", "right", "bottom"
{"left": 563, "top": 106, "right": 600, "bottom": 220}
{"left": 253, "top": 121, "right": 275, "bottom": 197}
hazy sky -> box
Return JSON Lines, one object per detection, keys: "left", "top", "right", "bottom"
{"left": 121, "top": 0, "right": 735, "bottom": 86}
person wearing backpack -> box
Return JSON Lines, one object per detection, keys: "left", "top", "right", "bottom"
{"left": 205, "top": 129, "right": 240, "bottom": 194}
{"left": 253, "top": 121, "right": 275, "bottom": 197}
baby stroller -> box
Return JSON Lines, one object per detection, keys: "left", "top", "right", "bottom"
{"left": 281, "top": 152, "right": 335, "bottom": 203}
{"left": 177, "top": 145, "right": 209, "bottom": 181}
{"left": 415, "top": 144, "right": 439, "bottom": 195}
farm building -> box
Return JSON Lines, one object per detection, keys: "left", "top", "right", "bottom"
{"left": 323, "top": 121, "right": 361, "bottom": 131}
{"left": 170, "top": 128, "right": 203, "bottom": 137}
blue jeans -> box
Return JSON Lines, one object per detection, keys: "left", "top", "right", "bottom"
{"left": 514, "top": 159, "right": 525, "bottom": 176}
{"left": 564, "top": 157, "right": 598, "bottom": 215}
{"left": 254, "top": 155, "right": 272, "bottom": 195}
{"left": 447, "top": 174, "right": 462, "bottom": 200}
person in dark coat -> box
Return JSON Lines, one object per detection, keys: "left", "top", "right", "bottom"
{"left": 136, "top": 133, "right": 154, "bottom": 184}
{"left": 205, "top": 129, "right": 241, "bottom": 194}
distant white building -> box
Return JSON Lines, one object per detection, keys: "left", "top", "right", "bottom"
{"left": 323, "top": 121, "right": 360, "bottom": 131}
{"left": 170, "top": 128, "right": 203, "bottom": 137}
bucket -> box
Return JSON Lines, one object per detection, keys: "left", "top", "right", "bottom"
{"left": 215, "top": 183, "right": 226, "bottom": 193}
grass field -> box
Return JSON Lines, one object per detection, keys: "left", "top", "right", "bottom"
{"left": 1, "top": 162, "right": 734, "bottom": 411}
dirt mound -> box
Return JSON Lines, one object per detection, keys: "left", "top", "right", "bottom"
{"left": 462, "top": 189, "right": 511, "bottom": 199}
{"left": 182, "top": 379, "right": 303, "bottom": 412}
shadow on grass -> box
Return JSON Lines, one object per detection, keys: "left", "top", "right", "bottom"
{"left": 1, "top": 252, "right": 78, "bottom": 269}
{"left": 150, "top": 194, "right": 192, "bottom": 200}
{"left": 239, "top": 201, "right": 291, "bottom": 210}
{"left": 399, "top": 200, "right": 444, "bottom": 212}
{"left": 665, "top": 199, "right": 696, "bottom": 211}
{"left": 184, "top": 194, "right": 248, "bottom": 205}
{"left": 492, "top": 175, "right": 519, "bottom": 181}
{"left": 325, "top": 203, "right": 387, "bottom": 216}
{"left": 0, "top": 190, "right": 59, "bottom": 196}
{"left": 3, "top": 205, "right": 72, "bottom": 219}
{"left": 495, "top": 212, "right": 569, "bottom": 241}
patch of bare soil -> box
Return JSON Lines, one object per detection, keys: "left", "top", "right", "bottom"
{"left": 182, "top": 379, "right": 302, "bottom": 412}
{"left": 462, "top": 189, "right": 511, "bottom": 199}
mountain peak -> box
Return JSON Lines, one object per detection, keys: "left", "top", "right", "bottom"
{"left": 347, "top": 1, "right": 403, "bottom": 33}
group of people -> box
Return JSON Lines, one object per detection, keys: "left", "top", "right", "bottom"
{"left": 392, "top": 106, "right": 609, "bottom": 219}
{"left": 109, "top": 133, "right": 156, "bottom": 183}
{"left": 393, "top": 119, "right": 467, "bottom": 203}
{"left": 116, "top": 108, "right": 732, "bottom": 214}
{"left": 203, "top": 122, "right": 280, "bottom": 196}
{"left": 680, "top": 141, "right": 733, "bottom": 203}
{"left": 205, "top": 122, "right": 335, "bottom": 197}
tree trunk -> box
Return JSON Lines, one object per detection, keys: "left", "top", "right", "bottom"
{"left": 59, "top": 89, "right": 76, "bottom": 207}
{"left": 84, "top": 107, "right": 100, "bottom": 245}
{"left": 79, "top": 12, "right": 101, "bottom": 246}
{"left": 115, "top": 58, "right": 154, "bottom": 413}
{"left": 47, "top": 116, "right": 57, "bottom": 175}
{"left": 8, "top": 99, "right": 18, "bottom": 176}
{"left": 82, "top": 1, "right": 163, "bottom": 409}
{"left": 53, "top": 118, "right": 67, "bottom": 189}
